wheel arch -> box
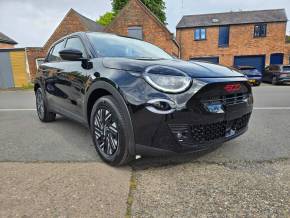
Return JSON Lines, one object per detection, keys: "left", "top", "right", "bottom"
{"left": 34, "top": 81, "right": 41, "bottom": 93}
{"left": 85, "top": 80, "right": 136, "bottom": 155}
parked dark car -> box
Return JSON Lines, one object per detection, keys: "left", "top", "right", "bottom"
{"left": 263, "top": 65, "right": 290, "bottom": 85}
{"left": 34, "top": 32, "right": 253, "bottom": 166}
{"left": 235, "top": 66, "right": 262, "bottom": 86}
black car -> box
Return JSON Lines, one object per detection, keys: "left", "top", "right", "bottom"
{"left": 34, "top": 32, "right": 253, "bottom": 166}
{"left": 235, "top": 66, "right": 262, "bottom": 86}
{"left": 263, "top": 65, "right": 290, "bottom": 85}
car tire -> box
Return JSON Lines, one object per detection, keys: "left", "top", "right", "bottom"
{"left": 35, "top": 87, "right": 56, "bottom": 122}
{"left": 90, "top": 95, "right": 133, "bottom": 166}
{"left": 254, "top": 81, "right": 261, "bottom": 86}
{"left": 272, "top": 76, "right": 278, "bottom": 85}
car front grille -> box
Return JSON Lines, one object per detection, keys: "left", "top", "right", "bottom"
{"left": 168, "top": 113, "right": 251, "bottom": 147}
{"left": 201, "top": 93, "right": 249, "bottom": 106}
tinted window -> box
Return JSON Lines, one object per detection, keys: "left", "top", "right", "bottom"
{"left": 239, "top": 67, "right": 256, "bottom": 70}
{"left": 270, "top": 65, "right": 280, "bottom": 71}
{"left": 283, "top": 66, "right": 290, "bottom": 71}
{"left": 48, "top": 40, "right": 65, "bottom": 62}
{"left": 87, "top": 33, "right": 173, "bottom": 59}
{"left": 254, "top": 24, "right": 267, "bottom": 37}
{"left": 65, "top": 37, "right": 87, "bottom": 58}
{"left": 194, "top": 28, "right": 206, "bottom": 40}
{"left": 128, "top": 26, "right": 143, "bottom": 40}
{"left": 218, "top": 26, "right": 229, "bottom": 47}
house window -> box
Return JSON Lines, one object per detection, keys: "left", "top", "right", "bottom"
{"left": 194, "top": 28, "right": 206, "bottom": 40}
{"left": 218, "top": 26, "right": 229, "bottom": 47}
{"left": 254, "top": 24, "right": 267, "bottom": 37}
{"left": 128, "top": 26, "right": 143, "bottom": 40}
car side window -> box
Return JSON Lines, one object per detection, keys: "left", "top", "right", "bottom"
{"left": 65, "top": 37, "right": 87, "bottom": 58}
{"left": 47, "top": 40, "right": 65, "bottom": 62}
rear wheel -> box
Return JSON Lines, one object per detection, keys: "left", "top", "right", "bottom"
{"left": 35, "top": 88, "right": 56, "bottom": 122}
{"left": 90, "top": 96, "right": 133, "bottom": 166}
{"left": 254, "top": 81, "right": 261, "bottom": 86}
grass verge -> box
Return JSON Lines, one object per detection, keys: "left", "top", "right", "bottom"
{"left": 125, "top": 171, "right": 137, "bottom": 218}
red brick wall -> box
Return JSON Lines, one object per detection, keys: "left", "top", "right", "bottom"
{"left": 286, "top": 43, "right": 290, "bottom": 64}
{"left": 177, "top": 22, "right": 287, "bottom": 66}
{"left": 43, "top": 9, "right": 88, "bottom": 52}
{"left": 105, "top": 0, "right": 179, "bottom": 57}
{"left": 27, "top": 9, "right": 90, "bottom": 81}
{"left": 25, "top": 48, "right": 46, "bottom": 81}
{"left": 0, "top": 43, "right": 15, "bottom": 49}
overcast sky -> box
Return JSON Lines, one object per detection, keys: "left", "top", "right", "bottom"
{"left": 0, "top": 0, "right": 289, "bottom": 47}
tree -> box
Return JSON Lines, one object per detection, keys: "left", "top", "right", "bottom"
{"left": 112, "top": 0, "right": 166, "bottom": 24}
{"left": 286, "top": 35, "right": 290, "bottom": 43}
{"left": 96, "top": 12, "right": 116, "bottom": 26}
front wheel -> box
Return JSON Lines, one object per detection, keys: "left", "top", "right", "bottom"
{"left": 272, "top": 76, "right": 278, "bottom": 85}
{"left": 90, "top": 96, "right": 133, "bottom": 166}
{"left": 35, "top": 88, "right": 56, "bottom": 122}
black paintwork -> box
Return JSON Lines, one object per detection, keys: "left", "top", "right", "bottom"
{"left": 35, "top": 32, "right": 253, "bottom": 156}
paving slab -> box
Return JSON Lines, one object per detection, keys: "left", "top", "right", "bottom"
{"left": 131, "top": 160, "right": 290, "bottom": 217}
{"left": 0, "top": 162, "right": 131, "bottom": 218}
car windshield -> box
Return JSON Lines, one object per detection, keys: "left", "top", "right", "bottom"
{"left": 283, "top": 66, "right": 290, "bottom": 71}
{"left": 238, "top": 67, "right": 256, "bottom": 70}
{"left": 86, "top": 33, "right": 173, "bottom": 60}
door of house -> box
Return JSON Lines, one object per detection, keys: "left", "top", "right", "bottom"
{"left": 234, "top": 55, "right": 265, "bottom": 74}
{"left": 270, "top": 53, "right": 284, "bottom": 65}
{"left": 0, "top": 51, "right": 14, "bottom": 89}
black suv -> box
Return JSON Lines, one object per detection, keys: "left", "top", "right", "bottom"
{"left": 35, "top": 32, "right": 253, "bottom": 166}
{"left": 263, "top": 65, "right": 290, "bottom": 85}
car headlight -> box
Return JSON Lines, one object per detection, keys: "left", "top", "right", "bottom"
{"left": 143, "top": 65, "right": 192, "bottom": 93}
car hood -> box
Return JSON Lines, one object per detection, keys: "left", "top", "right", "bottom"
{"left": 102, "top": 58, "right": 244, "bottom": 78}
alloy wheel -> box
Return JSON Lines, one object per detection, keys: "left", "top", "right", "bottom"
{"left": 36, "top": 90, "right": 44, "bottom": 119}
{"left": 94, "top": 108, "right": 119, "bottom": 156}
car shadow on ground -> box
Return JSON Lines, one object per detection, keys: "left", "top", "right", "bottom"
{"left": 129, "top": 144, "right": 222, "bottom": 170}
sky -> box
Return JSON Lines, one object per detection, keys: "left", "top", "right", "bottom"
{"left": 0, "top": 0, "right": 289, "bottom": 47}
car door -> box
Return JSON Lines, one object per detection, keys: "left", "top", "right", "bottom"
{"left": 42, "top": 36, "right": 90, "bottom": 122}
{"left": 59, "top": 36, "right": 90, "bottom": 120}
{"left": 41, "top": 39, "right": 67, "bottom": 110}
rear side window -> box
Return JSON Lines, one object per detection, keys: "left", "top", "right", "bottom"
{"left": 47, "top": 40, "right": 65, "bottom": 62}
{"left": 283, "top": 66, "right": 290, "bottom": 71}
{"left": 269, "top": 65, "right": 279, "bottom": 71}
{"left": 65, "top": 37, "right": 87, "bottom": 58}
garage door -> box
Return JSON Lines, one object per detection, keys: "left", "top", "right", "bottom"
{"left": 190, "top": 57, "right": 219, "bottom": 64}
{"left": 234, "top": 55, "right": 265, "bottom": 73}
{"left": 9, "top": 51, "right": 29, "bottom": 88}
{"left": 0, "top": 52, "right": 14, "bottom": 89}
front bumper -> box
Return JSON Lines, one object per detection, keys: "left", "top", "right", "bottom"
{"left": 246, "top": 76, "right": 262, "bottom": 84}
{"left": 123, "top": 79, "right": 253, "bottom": 156}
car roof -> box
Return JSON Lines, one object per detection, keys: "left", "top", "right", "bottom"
{"left": 49, "top": 31, "right": 145, "bottom": 50}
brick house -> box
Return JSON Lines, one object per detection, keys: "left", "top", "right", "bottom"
{"left": 105, "top": 0, "right": 179, "bottom": 57}
{"left": 0, "top": 32, "right": 17, "bottom": 49}
{"left": 26, "top": 8, "right": 104, "bottom": 80}
{"left": 176, "top": 9, "right": 289, "bottom": 73}
{"left": 286, "top": 42, "right": 290, "bottom": 64}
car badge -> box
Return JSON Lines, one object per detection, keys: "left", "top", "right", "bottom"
{"left": 224, "top": 84, "right": 241, "bottom": 93}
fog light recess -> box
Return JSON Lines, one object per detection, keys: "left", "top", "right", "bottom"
{"left": 146, "top": 99, "right": 176, "bottom": 114}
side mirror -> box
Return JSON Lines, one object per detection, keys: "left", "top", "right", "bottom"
{"left": 59, "top": 48, "right": 83, "bottom": 61}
